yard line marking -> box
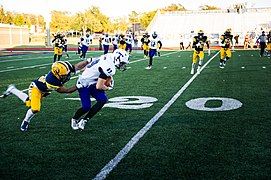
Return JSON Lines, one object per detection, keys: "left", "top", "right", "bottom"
{"left": 129, "top": 51, "right": 177, "bottom": 64}
{"left": 0, "top": 59, "right": 80, "bottom": 73}
{"left": 0, "top": 51, "right": 177, "bottom": 73}
{"left": 0, "top": 54, "right": 52, "bottom": 63}
{"left": 93, "top": 51, "right": 220, "bottom": 180}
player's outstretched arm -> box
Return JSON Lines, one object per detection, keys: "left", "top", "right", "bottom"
{"left": 74, "top": 59, "right": 90, "bottom": 71}
{"left": 56, "top": 85, "right": 77, "bottom": 93}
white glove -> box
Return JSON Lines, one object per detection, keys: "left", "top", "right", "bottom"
{"left": 76, "top": 81, "right": 83, "bottom": 89}
{"left": 208, "top": 49, "right": 211, "bottom": 56}
{"left": 86, "top": 58, "right": 92, "bottom": 63}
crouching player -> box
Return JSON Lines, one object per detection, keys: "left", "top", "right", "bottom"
{"left": 71, "top": 49, "right": 129, "bottom": 130}
{"left": 2, "top": 61, "right": 88, "bottom": 132}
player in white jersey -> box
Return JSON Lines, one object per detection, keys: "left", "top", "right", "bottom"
{"left": 70, "top": 49, "right": 129, "bottom": 130}
{"left": 102, "top": 33, "right": 111, "bottom": 54}
{"left": 80, "top": 33, "right": 93, "bottom": 60}
{"left": 146, "top": 32, "right": 162, "bottom": 69}
{"left": 125, "top": 33, "right": 133, "bottom": 54}
{"left": 112, "top": 34, "right": 119, "bottom": 52}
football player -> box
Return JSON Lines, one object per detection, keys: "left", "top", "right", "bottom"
{"left": 2, "top": 61, "right": 89, "bottom": 132}
{"left": 190, "top": 30, "right": 210, "bottom": 74}
{"left": 71, "top": 49, "right": 129, "bottom": 130}
{"left": 112, "top": 34, "right": 119, "bottom": 52}
{"left": 141, "top": 32, "right": 150, "bottom": 58}
{"left": 219, "top": 29, "right": 233, "bottom": 68}
{"left": 80, "top": 33, "right": 93, "bottom": 60}
{"left": 146, "top": 32, "right": 162, "bottom": 70}
{"left": 63, "top": 35, "right": 70, "bottom": 59}
{"left": 118, "top": 34, "right": 126, "bottom": 50}
{"left": 102, "top": 33, "right": 111, "bottom": 54}
{"left": 125, "top": 33, "right": 133, "bottom": 54}
{"left": 52, "top": 33, "right": 65, "bottom": 62}
{"left": 267, "top": 30, "right": 271, "bottom": 57}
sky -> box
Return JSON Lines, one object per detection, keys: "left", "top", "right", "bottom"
{"left": 1, "top": 0, "right": 271, "bottom": 18}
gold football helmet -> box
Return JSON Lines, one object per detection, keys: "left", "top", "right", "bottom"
{"left": 51, "top": 61, "right": 74, "bottom": 82}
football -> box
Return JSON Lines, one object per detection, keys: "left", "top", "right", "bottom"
{"left": 104, "top": 76, "right": 112, "bottom": 87}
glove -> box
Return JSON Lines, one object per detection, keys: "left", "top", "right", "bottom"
{"left": 86, "top": 58, "right": 92, "bottom": 63}
{"left": 208, "top": 49, "right": 211, "bottom": 56}
{"left": 76, "top": 81, "right": 83, "bottom": 89}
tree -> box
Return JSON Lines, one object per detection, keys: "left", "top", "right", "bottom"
{"left": 50, "top": 11, "right": 72, "bottom": 32}
{"left": 0, "top": 5, "right": 5, "bottom": 23}
{"left": 199, "top": 5, "right": 221, "bottom": 10}
{"left": 112, "top": 17, "right": 128, "bottom": 33}
{"left": 162, "top": 3, "right": 186, "bottom": 11}
{"left": 139, "top": 10, "right": 156, "bottom": 29}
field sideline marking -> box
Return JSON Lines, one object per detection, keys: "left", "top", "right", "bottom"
{"left": 93, "top": 51, "right": 220, "bottom": 180}
{"left": 0, "top": 51, "right": 177, "bottom": 73}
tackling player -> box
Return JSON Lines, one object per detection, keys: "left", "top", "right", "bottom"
{"left": 146, "top": 32, "right": 162, "bottom": 70}
{"left": 219, "top": 29, "right": 233, "bottom": 68}
{"left": 190, "top": 30, "right": 210, "bottom": 74}
{"left": 71, "top": 49, "right": 129, "bottom": 130}
{"left": 2, "top": 61, "right": 88, "bottom": 132}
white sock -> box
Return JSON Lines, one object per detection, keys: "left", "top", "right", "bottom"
{"left": 10, "top": 88, "right": 28, "bottom": 102}
{"left": 199, "top": 60, "right": 203, "bottom": 66}
{"left": 23, "top": 109, "right": 35, "bottom": 123}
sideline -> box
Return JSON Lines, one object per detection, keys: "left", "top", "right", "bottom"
{"left": 93, "top": 51, "right": 220, "bottom": 180}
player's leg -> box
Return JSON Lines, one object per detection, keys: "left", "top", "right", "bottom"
{"left": 146, "top": 49, "right": 155, "bottom": 69}
{"left": 53, "top": 47, "right": 58, "bottom": 62}
{"left": 191, "top": 51, "right": 198, "bottom": 74}
{"left": 197, "top": 51, "right": 204, "bottom": 73}
{"left": 224, "top": 49, "right": 232, "bottom": 65}
{"left": 2, "top": 84, "right": 28, "bottom": 102}
{"left": 71, "top": 87, "right": 91, "bottom": 130}
{"left": 20, "top": 87, "right": 42, "bottom": 132}
{"left": 78, "top": 86, "right": 108, "bottom": 130}
{"left": 219, "top": 48, "right": 226, "bottom": 68}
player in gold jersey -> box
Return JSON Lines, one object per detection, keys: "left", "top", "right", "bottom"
{"left": 219, "top": 29, "right": 233, "bottom": 68}
{"left": 191, "top": 30, "right": 210, "bottom": 74}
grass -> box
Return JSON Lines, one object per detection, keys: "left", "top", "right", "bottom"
{"left": 0, "top": 49, "right": 270, "bottom": 179}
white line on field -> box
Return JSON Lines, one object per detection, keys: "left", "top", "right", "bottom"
{"left": 0, "top": 59, "right": 80, "bottom": 73}
{"left": 0, "top": 51, "right": 177, "bottom": 73}
{"left": 93, "top": 51, "right": 220, "bottom": 180}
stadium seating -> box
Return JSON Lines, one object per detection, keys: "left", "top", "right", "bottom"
{"left": 146, "top": 8, "right": 271, "bottom": 47}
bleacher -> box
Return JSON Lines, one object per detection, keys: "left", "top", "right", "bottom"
{"left": 146, "top": 8, "right": 271, "bottom": 47}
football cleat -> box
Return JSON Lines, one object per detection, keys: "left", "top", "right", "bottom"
{"left": 78, "top": 119, "right": 87, "bottom": 130}
{"left": 190, "top": 68, "right": 195, "bottom": 75}
{"left": 145, "top": 66, "right": 152, "bottom": 70}
{"left": 2, "top": 84, "right": 15, "bottom": 98}
{"left": 20, "top": 120, "right": 29, "bottom": 132}
{"left": 219, "top": 64, "right": 224, "bottom": 69}
{"left": 71, "top": 118, "right": 79, "bottom": 130}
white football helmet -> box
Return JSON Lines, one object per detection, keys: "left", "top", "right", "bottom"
{"left": 113, "top": 49, "right": 129, "bottom": 71}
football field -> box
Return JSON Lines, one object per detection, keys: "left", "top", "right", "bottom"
{"left": 0, "top": 49, "right": 270, "bottom": 179}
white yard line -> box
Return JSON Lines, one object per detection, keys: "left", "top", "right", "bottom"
{"left": 0, "top": 51, "right": 177, "bottom": 73}
{"left": 0, "top": 59, "right": 80, "bottom": 73}
{"left": 93, "top": 51, "right": 220, "bottom": 180}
